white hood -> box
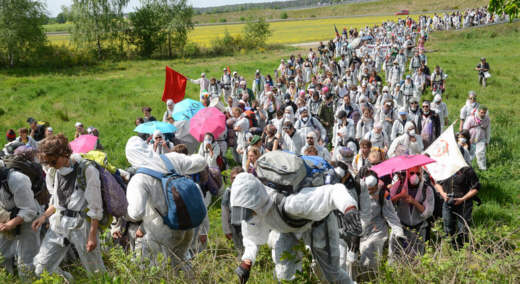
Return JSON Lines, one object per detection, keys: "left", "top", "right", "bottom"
{"left": 230, "top": 173, "right": 273, "bottom": 217}
{"left": 125, "top": 136, "right": 206, "bottom": 175}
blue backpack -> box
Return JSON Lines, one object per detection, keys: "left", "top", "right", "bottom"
{"left": 300, "top": 155, "right": 335, "bottom": 187}
{"left": 136, "top": 155, "right": 207, "bottom": 230}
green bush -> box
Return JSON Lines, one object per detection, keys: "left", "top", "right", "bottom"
{"left": 280, "top": 12, "right": 288, "bottom": 19}
{"left": 219, "top": 18, "right": 227, "bottom": 23}
{"left": 183, "top": 42, "right": 201, "bottom": 57}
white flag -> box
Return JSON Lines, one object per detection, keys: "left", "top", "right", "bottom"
{"left": 423, "top": 123, "right": 468, "bottom": 181}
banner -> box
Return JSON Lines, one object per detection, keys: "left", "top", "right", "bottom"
{"left": 423, "top": 123, "right": 468, "bottom": 181}
{"left": 162, "top": 66, "right": 187, "bottom": 103}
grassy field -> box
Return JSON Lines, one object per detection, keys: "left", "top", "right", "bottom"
{"left": 47, "top": 14, "right": 429, "bottom": 47}
{"left": 192, "top": 0, "right": 488, "bottom": 24}
{"left": 1, "top": 21, "right": 519, "bottom": 283}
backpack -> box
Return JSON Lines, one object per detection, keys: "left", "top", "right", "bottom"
{"left": 244, "top": 110, "right": 258, "bottom": 128}
{"left": 1, "top": 155, "right": 49, "bottom": 206}
{"left": 256, "top": 151, "right": 308, "bottom": 195}
{"left": 300, "top": 155, "right": 335, "bottom": 187}
{"left": 136, "top": 154, "right": 207, "bottom": 230}
{"left": 37, "top": 121, "right": 50, "bottom": 128}
{"left": 76, "top": 159, "right": 128, "bottom": 218}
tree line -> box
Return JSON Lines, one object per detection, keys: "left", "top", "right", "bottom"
{"left": 0, "top": 0, "right": 272, "bottom": 68}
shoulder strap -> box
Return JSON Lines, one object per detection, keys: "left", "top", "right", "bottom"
{"left": 159, "top": 154, "right": 178, "bottom": 176}
{"left": 77, "top": 160, "right": 96, "bottom": 191}
{"left": 135, "top": 168, "right": 165, "bottom": 180}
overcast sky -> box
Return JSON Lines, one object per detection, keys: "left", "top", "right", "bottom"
{"left": 44, "top": 0, "right": 285, "bottom": 17}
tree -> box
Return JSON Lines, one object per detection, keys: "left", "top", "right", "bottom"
{"left": 56, "top": 5, "right": 72, "bottom": 24}
{"left": 0, "top": 0, "right": 47, "bottom": 66}
{"left": 243, "top": 17, "right": 272, "bottom": 48}
{"left": 142, "top": 0, "right": 194, "bottom": 58}
{"left": 70, "top": 0, "right": 129, "bottom": 58}
{"left": 127, "top": 4, "right": 165, "bottom": 57}
{"left": 489, "top": 0, "right": 519, "bottom": 22}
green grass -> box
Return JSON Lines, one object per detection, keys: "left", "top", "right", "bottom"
{"left": 1, "top": 21, "right": 519, "bottom": 283}
{"left": 43, "top": 22, "right": 73, "bottom": 33}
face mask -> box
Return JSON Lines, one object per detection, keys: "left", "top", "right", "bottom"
{"left": 409, "top": 174, "right": 420, "bottom": 186}
{"left": 479, "top": 114, "right": 485, "bottom": 119}
{"left": 458, "top": 138, "right": 467, "bottom": 144}
{"left": 302, "top": 117, "right": 309, "bottom": 123}
{"left": 408, "top": 129, "right": 416, "bottom": 135}
{"left": 204, "top": 138, "right": 212, "bottom": 144}
{"left": 423, "top": 110, "right": 430, "bottom": 115}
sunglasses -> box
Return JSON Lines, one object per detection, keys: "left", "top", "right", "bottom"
{"left": 411, "top": 102, "right": 418, "bottom": 105}
{"left": 306, "top": 137, "right": 314, "bottom": 140}
{"left": 409, "top": 172, "right": 420, "bottom": 175}
{"left": 422, "top": 105, "right": 429, "bottom": 108}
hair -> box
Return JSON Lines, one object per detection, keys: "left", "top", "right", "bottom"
{"left": 230, "top": 166, "right": 244, "bottom": 181}
{"left": 248, "top": 146, "right": 260, "bottom": 157}
{"left": 136, "top": 117, "right": 144, "bottom": 125}
{"left": 18, "top": 128, "right": 29, "bottom": 135}
{"left": 479, "top": 105, "right": 488, "bottom": 112}
{"left": 142, "top": 106, "right": 152, "bottom": 112}
{"left": 359, "top": 139, "right": 372, "bottom": 148}
{"left": 38, "top": 134, "right": 72, "bottom": 164}
{"left": 232, "top": 107, "right": 242, "bottom": 114}
{"left": 303, "top": 145, "right": 318, "bottom": 156}
{"left": 204, "top": 132, "right": 215, "bottom": 141}
{"left": 173, "top": 144, "right": 188, "bottom": 155}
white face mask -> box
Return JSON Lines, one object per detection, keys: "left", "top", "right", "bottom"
{"left": 458, "top": 138, "right": 467, "bottom": 144}
{"left": 408, "top": 129, "right": 416, "bottom": 135}
{"left": 301, "top": 117, "right": 309, "bottom": 123}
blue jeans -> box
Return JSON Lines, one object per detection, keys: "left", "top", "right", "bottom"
{"left": 442, "top": 200, "right": 473, "bottom": 249}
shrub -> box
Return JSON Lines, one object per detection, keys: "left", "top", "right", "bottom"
{"left": 280, "top": 12, "right": 288, "bottom": 19}
{"left": 219, "top": 18, "right": 227, "bottom": 23}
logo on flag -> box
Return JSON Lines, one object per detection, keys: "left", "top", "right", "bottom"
{"left": 423, "top": 123, "right": 468, "bottom": 181}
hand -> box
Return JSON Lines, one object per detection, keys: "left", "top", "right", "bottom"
{"left": 225, "top": 233, "right": 233, "bottom": 240}
{"left": 86, "top": 235, "right": 97, "bottom": 252}
{"left": 235, "top": 260, "right": 252, "bottom": 284}
{"left": 440, "top": 191, "right": 448, "bottom": 201}
{"left": 0, "top": 222, "right": 14, "bottom": 232}
{"left": 199, "top": 234, "right": 207, "bottom": 244}
{"left": 454, "top": 198, "right": 464, "bottom": 206}
{"left": 136, "top": 228, "right": 144, "bottom": 238}
{"left": 32, "top": 215, "right": 47, "bottom": 231}
{"left": 112, "top": 231, "right": 122, "bottom": 239}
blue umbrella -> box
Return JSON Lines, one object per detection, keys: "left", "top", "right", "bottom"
{"left": 134, "top": 121, "right": 177, "bottom": 134}
{"left": 172, "top": 99, "right": 204, "bottom": 121}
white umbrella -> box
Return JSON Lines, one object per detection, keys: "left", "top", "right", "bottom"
{"left": 173, "top": 120, "right": 200, "bottom": 154}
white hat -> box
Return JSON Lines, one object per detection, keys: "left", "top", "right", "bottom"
{"left": 166, "top": 99, "right": 174, "bottom": 106}
{"left": 434, "top": 94, "right": 442, "bottom": 102}
{"left": 201, "top": 72, "right": 206, "bottom": 77}
{"left": 382, "top": 86, "right": 389, "bottom": 92}
{"left": 75, "top": 122, "right": 83, "bottom": 128}
{"left": 365, "top": 175, "right": 378, "bottom": 187}
{"left": 153, "top": 130, "right": 164, "bottom": 140}
{"left": 47, "top": 127, "right": 53, "bottom": 132}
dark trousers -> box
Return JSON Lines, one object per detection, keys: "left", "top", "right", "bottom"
{"left": 442, "top": 200, "right": 473, "bottom": 249}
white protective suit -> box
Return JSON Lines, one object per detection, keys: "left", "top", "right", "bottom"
{"left": 125, "top": 136, "right": 207, "bottom": 268}
{"left": 34, "top": 154, "right": 105, "bottom": 278}
{"left": 230, "top": 173, "right": 357, "bottom": 283}
{"left": 0, "top": 169, "right": 41, "bottom": 277}
{"left": 387, "top": 122, "right": 424, "bottom": 157}
{"left": 359, "top": 190, "right": 404, "bottom": 270}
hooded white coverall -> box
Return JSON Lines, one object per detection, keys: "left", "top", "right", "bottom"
{"left": 125, "top": 136, "right": 207, "bottom": 268}
{"left": 0, "top": 170, "right": 41, "bottom": 277}
{"left": 34, "top": 154, "right": 105, "bottom": 279}
{"left": 231, "top": 173, "right": 358, "bottom": 283}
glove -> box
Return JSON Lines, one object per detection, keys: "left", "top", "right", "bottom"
{"left": 235, "top": 261, "right": 251, "bottom": 284}
{"left": 340, "top": 209, "right": 362, "bottom": 237}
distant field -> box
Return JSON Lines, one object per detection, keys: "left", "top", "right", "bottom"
{"left": 193, "top": 0, "right": 488, "bottom": 24}
{"left": 48, "top": 14, "right": 430, "bottom": 47}
{"left": 44, "top": 22, "right": 73, "bottom": 32}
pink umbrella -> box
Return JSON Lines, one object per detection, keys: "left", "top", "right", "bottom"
{"left": 70, "top": 134, "right": 98, "bottom": 154}
{"left": 370, "top": 154, "right": 435, "bottom": 178}
{"left": 189, "top": 107, "right": 226, "bottom": 142}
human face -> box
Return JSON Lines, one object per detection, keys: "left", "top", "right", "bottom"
{"left": 47, "top": 155, "right": 69, "bottom": 169}
{"left": 361, "top": 144, "right": 370, "bottom": 156}
{"left": 306, "top": 136, "right": 315, "bottom": 145}
{"left": 301, "top": 111, "right": 309, "bottom": 119}
{"left": 248, "top": 151, "right": 258, "bottom": 163}
{"left": 422, "top": 104, "right": 430, "bottom": 111}
{"left": 478, "top": 109, "right": 487, "bottom": 118}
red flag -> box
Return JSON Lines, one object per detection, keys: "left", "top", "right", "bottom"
{"left": 162, "top": 66, "right": 187, "bottom": 103}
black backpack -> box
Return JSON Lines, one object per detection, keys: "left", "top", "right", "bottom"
{"left": 1, "top": 156, "right": 49, "bottom": 206}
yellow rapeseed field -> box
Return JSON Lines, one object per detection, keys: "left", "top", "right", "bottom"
{"left": 48, "top": 14, "right": 432, "bottom": 47}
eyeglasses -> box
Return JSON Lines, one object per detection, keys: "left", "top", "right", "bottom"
{"left": 306, "top": 137, "right": 314, "bottom": 140}
{"left": 422, "top": 105, "right": 429, "bottom": 108}
{"left": 411, "top": 102, "right": 418, "bottom": 105}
